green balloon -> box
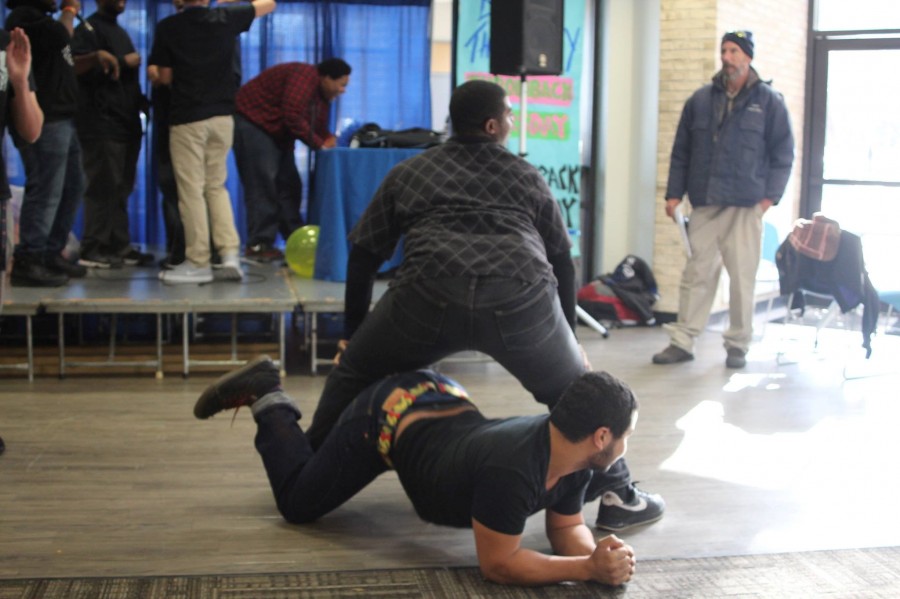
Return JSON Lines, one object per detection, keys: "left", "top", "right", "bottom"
{"left": 285, "top": 225, "right": 319, "bottom": 278}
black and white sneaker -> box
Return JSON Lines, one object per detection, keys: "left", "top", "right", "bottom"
{"left": 121, "top": 247, "right": 156, "bottom": 267}
{"left": 595, "top": 484, "right": 666, "bottom": 532}
{"left": 79, "top": 251, "right": 124, "bottom": 269}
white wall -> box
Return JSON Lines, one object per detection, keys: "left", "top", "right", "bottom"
{"left": 431, "top": 0, "right": 453, "bottom": 131}
{"left": 593, "top": 0, "right": 660, "bottom": 275}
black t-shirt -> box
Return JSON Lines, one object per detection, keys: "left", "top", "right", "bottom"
{"left": 148, "top": 5, "right": 254, "bottom": 125}
{"left": 0, "top": 29, "right": 36, "bottom": 202}
{"left": 392, "top": 412, "right": 589, "bottom": 535}
{"left": 5, "top": 6, "right": 78, "bottom": 122}
{"left": 72, "top": 11, "right": 143, "bottom": 141}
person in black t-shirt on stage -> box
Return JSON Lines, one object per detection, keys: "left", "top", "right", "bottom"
{"left": 72, "top": 0, "right": 154, "bottom": 269}
{"left": 147, "top": 0, "right": 275, "bottom": 284}
{"left": 194, "top": 356, "right": 639, "bottom": 587}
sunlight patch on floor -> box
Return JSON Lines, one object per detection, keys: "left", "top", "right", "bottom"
{"left": 660, "top": 389, "right": 900, "bottom": 493}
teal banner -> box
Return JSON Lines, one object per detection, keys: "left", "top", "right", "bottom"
{"left": 455, "top": 0, "right": 586, "bottom": 253}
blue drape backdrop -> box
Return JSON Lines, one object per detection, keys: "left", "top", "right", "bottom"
{"left": 2, "top": 0, "right": 431, "bottom": 252}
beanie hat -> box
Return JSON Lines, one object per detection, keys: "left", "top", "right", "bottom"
{"left": 722, "top": 30, "right": 754, "bottom": 59}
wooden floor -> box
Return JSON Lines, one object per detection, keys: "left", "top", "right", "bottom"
{"left": 1, "top": 321, "right": 898, "bottom": 579}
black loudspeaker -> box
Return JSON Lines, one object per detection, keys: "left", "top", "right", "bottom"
{"left": 490, "top": 0, "right": 564, "bottom": 76}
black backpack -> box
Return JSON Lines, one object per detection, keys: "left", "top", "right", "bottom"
{"left": 350, "top": 123, "right": 445, "bottom": 149}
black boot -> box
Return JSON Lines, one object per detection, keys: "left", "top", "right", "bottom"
{"left": 11, "top": 254, "right": 68, "bottom": 287}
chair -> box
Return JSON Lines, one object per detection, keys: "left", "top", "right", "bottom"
{"left": 754, "top": 221, "right": 781, "bottom": 340}
{"left": 861, "top": 233, "right": 900, "bottom": 334}
{"left": 775, "top": 216, "right": 880, "bottom": 366}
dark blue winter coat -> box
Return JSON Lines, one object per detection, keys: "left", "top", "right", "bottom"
{"left": 665, "top": 68, "right": 795, "bottom": 207}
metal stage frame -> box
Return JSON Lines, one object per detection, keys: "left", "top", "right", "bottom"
{"left": 2, "top": 264, "right": 610, "bottom": 378}
{"left": 0, "top": 262, "right": 348, "bottom": 379}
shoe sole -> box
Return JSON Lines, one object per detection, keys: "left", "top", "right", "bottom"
{"left": 159, "top": 275, "right": 214, "bottom": 284}
{"left": 11, "top": 276, "right": 68, "bottom": 287}
{"left": 652, "top": 355, "right": 694, "bottom": 364}
{"left": 595, "top": 510, "right": 665, "bottom": 532}
{"left": 194, "top": 355, "right": 275, "bottom": 419}
{"left": 245, "top": 255, "right": 283, "bottom": 263}
{"left": 78, "top": 259, "right": 122, "bottom": 269}
{"left": 214, "top": 265, "right": 244, "bottom": 281}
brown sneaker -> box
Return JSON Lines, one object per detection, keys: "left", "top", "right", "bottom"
{"left": 725, "top": 348, "right": 747, "bottom": 369}
{"left": 194, "top": 356, "right": 282, "bottom": 419}
{"left": 652, "top": 345, "right": 694, "bottom": 365}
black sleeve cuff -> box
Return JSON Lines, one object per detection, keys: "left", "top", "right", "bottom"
{"left": 548, "top": 250, "right": 577, "bottom": 333}
{"left": 344, "top": 243, "right": 383, "bottom": 339}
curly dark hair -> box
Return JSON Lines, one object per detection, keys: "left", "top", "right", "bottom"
{"left": 549, "top": 372, "right": 638, "bottom": 442}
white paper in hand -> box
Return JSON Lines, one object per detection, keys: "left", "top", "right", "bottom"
{"left": 674, "top": 206, "right": 692, "bottom": 258}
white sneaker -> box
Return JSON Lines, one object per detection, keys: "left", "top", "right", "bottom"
{"left": 158, "top": 261, "right": 213, "bottom": 284}
{"left": 215, "top": 252, "right": 243, "bottom": 281}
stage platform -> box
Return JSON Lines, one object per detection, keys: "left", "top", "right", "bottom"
{"left": 0, "top": 262, "right": 387, "bottom": 379}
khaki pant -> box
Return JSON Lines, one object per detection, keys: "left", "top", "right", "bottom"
{"left": 169, "top": 115, "right": 240, "bottom": 266}
{"left": 663, "top": 204, "right": 763, "bottom": 354}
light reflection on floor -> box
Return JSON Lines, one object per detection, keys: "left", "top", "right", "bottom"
{"left": 657, "top": 326, "right": 900, "bottom": 554}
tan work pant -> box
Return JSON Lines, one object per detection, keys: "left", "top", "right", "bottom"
{"left": 663, "top": 204, "right": 764, "bottom": 354}
{"left": 169, "top": 115, "right": 240, "bottom": 266}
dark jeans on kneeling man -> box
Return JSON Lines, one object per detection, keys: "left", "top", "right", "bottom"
{"left": 305, "top": 276, "right": 632, "bottom": 494}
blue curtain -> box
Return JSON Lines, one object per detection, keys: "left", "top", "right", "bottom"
{"left": 2, "top": 0, "right": 431, "bottom": 251}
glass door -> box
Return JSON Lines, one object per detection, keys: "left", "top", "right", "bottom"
{"left": 805, "top": 37, "right": 900, "bottom": 290}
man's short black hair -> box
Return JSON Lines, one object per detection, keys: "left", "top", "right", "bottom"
{"left": 449, "top": 80, "right": 507, "bottom": 137}
{"left": 317, "top": 58, "right": 352, "bottom": 80}
{"left": 550, "top": 371, "right": 638, "bottom": 442}
{"left": 6, "top": 0, "right": 48, "bottom": 10}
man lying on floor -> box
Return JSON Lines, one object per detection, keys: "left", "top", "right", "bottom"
{"left": 194, "top": 356, "right": 638, "bottom": 587}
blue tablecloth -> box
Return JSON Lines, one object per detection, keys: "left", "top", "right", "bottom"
{"left": 309, "top": 148, "right": 422, "bottom": 282}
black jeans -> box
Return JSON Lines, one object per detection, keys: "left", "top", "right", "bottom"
{"left": 255, "top": 371, "right": 452, "bottom": 523}
{"left": 306, "top": 276, "right": 631, "bottom": 492}
{"left": 233, "top": 114, "right": 303, "bottom": 247}
{"left": 80, "top": 135, "right": 142, "bottom": 257}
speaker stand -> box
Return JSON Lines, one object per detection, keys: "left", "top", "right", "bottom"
{"left": 517, "top": 75, "right": 609, "bottom": 339}
{"left": 518, "top": 74, "right": 528, "bottom": 157}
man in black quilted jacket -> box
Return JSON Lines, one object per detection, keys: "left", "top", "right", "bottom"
{"left": 305, "top": 80, "right": 665, "bottom": 533}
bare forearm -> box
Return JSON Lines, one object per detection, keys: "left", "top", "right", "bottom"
{"left": 548, "top": 523, "right": 597, "bottom": 557}
{"left": 481, "top": 547, "right": 592, "bottom": 586}
{"left": 10, "top": 80, "right": 43, "bottom": 143}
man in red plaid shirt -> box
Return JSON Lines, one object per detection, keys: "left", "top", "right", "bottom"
{"left": 233, "top": 58, "right": 351, "bottom": 263}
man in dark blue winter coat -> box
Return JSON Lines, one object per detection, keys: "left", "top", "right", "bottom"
{"left": 653, "top": 30, "right": 795, "bottom": 369}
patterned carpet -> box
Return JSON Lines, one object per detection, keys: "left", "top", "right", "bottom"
{"left": 2, "top": 547, "right": 898, "bottom": 598}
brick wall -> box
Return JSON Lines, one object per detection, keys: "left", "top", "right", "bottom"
{"left": 653, "top": 0, "right": 808, "bottom": 313}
